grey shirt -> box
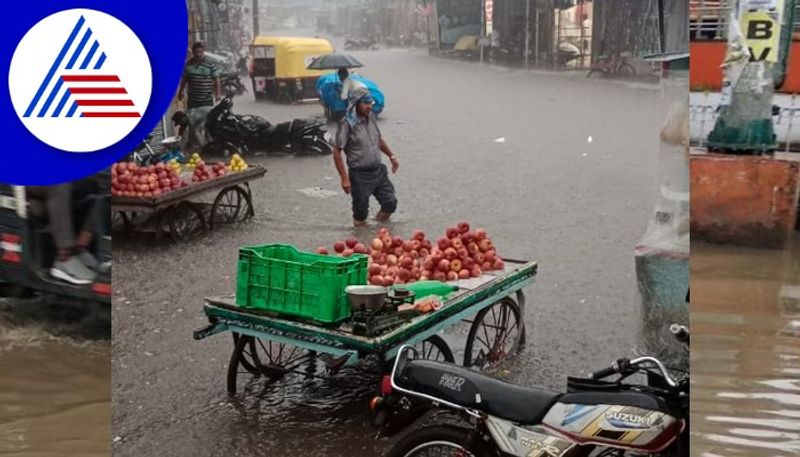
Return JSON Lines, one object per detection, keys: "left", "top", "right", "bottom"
{"left": 335, "top": 112, "right": 382, "bottom": 170}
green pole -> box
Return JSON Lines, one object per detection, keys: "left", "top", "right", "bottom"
{"left": 707, "top": 0, "right": 796, "bottom": 155}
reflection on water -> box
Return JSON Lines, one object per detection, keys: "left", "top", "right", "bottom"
{"left": 0, "top": 299, "right": 110, "bottom": 457}
{"left": 691, "top": 235, "right": 800, "bottom": 456}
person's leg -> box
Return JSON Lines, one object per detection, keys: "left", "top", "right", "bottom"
{"left": 36, "top": 185, "right": 96, "bottom": 284}
{"left": 194, "top": 105, "right": 213, "bottom": 147}
{"left": 185, "top": 107, "right": 202, "bottom": 152}
{"left": 372, "top": 164, "right": 398, "bottom": 222}
{"left": 349, "top": 169, "right": 372, "bottom": 226}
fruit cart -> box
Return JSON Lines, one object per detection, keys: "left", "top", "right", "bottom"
{"left": 111, "top": 166, "right": 266, "bottom": 241}
{"left": 194, "top": 257, "right": 537, "bottom": 395}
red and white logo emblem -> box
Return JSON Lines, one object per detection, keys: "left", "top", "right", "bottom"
{"left": 8, "top": 9, "right": 152, "bottom": 152}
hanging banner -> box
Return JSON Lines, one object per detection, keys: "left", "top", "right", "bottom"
{"left": 485, "top": 0, "right": 493, "bottom": 36}
{"left": 740, "top": 0, "right": 783, "bottom": 62}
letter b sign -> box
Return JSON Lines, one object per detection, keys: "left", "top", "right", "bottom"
{"left": 747, "top": 20, "right": 773, "bottom": 40}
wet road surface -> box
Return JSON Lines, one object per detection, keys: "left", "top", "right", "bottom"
{"left": 691, "top": 235, "right": 800, "bottom": 456}
{"left": 112, "top": 46, "right": 667, "bottom": 455}
{"left": 0, "top": 298, "right": 110, "bottom": 457}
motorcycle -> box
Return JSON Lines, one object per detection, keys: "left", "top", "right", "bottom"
{"left": 202, "top": 96, "right": 332, "bottom": 156}
{"left": 371, "top": 324, "right": 689, "bottom": 457}
{"left": 345, "top": 36, "right": 379, "bottom": 51}
{"left": 221, "top": 72, "right": 247, "bottom": 97}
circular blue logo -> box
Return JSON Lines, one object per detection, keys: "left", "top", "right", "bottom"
{"left": 1, "top": 0, "right": 187, "bottom": 185}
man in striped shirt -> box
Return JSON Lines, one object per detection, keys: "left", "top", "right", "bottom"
{"left": 178, "top": 42, "right": 221, "bottom": 152}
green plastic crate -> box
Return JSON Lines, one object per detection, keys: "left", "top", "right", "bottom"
{"left": 235, "top": 244, "right": 367, "bottom": 324}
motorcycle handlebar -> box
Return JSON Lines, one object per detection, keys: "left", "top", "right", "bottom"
{"left": 589, "top": 358, "right": 627, "bottom": 380}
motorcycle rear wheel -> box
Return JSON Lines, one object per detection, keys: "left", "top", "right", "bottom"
{"left": 388, "top": 425, "right": 490, "bottom": 457}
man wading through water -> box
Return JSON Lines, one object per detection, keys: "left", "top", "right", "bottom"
{"left": 177, "top": 42, "right": 221, "bottom": 152}
{"left": 333, "top": 88, "right": 399, "bottom": 227}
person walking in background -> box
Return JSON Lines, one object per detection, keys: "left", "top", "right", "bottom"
{"left": 177, "top": 42, "right": 221, "bottom": 152}
{"left": 338, "top": 67, "right": 367, "bottom": 101}
{"left": 332, "top": 88, "right": 399, "bottom": 227}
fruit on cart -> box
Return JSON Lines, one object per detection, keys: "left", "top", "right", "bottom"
{"left": 228, "top": 154, "right": 248, "bottom": 172}
{"left": 111, "top": 161, "right": 188, "bottom": 197}
{"left": 315, "top": 247, "right": 328, "bottom": 255}
{"left": 186, "top": 152, "right": 202, "bottom": 171}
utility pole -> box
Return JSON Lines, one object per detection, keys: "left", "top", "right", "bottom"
{"left": 253, "top": 0, "right": 260, "bottom": 36}
{"left": 707, "top": 0, "right": 796, "bottom": 154}
{"left": 524, "top": 0, "right": 530, "bottom": 69}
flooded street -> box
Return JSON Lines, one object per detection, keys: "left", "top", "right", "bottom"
{"left": 112, "top": 44, "right": 669, "bottom": 456}
{"left": 691, "top": 235, "right": 800, "bottom": 456}
{"left": 0, "top": 299, "right": 110, "bottom": 457}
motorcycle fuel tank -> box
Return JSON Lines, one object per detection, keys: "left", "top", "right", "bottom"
{"left": 542, "top": 402, "right": 682, "bottom": 453}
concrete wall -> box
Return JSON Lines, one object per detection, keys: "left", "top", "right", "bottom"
{"left": 691, "top": 151, "right": 800, "bottom": 248}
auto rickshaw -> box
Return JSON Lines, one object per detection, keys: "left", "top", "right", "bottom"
{"left": 0, "top": 177, "right": 111, "bottom": 306}
{"left": 249, "top": 36, "right": 334, "bottom": 103}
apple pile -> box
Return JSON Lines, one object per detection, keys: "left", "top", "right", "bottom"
{"left": 314, "top": 222, "right": 504, "bottom": 285}
{"left": 111, "top": 162, "right": 188, "bottom": 197}
{"left": 191, "top": 160, "right": 227, "bottom": 182}
{"left": 423, "top": 221, "right": 504, "bottom": 282}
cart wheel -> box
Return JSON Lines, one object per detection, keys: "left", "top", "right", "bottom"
{"left": 112, "top": 211, "right": 125, "bottom": 229}
{"left": 210, "top": 186, "right": 248, "bottom": 228}
{"left": 463, "top": 297, "right": 525, "bottom": 370}
{"left": 587, "top": 68, "right": 607, "bottom": 78}
{"left": 165, "top": 202, "right": 207, "bottom": 241}
{"left": 413, "top": 335, "right": 455, "bottom": 363}
{"left": 617, "top": 63, "right": 636, "bottom": 79}
{"left": 227, "top": 335, "right": 313, "bottom": 395}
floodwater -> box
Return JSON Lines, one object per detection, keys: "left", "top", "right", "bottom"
{"left": 691, "top": 234, "right": 800, "bottom": 456}
{"left": 0, "top": 298, "right": 110, "bottom": 457}
{"left": 112, "top": 37, "right": 669, "bottom": 456}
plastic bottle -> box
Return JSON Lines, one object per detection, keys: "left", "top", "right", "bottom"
{"left": 401, "top": 281, "right": 459, "bottom": 299}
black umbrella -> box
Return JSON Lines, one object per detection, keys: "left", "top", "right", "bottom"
{"left": 306, "top": 53, "right": 364, "bottom": 70}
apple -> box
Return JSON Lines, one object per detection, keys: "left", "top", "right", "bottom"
{"left": 484, "top": 251, "right": 496, "bottom": 263}
{"left": 482, "top": 261, "right": 493, "bottom": 271}
{"left": 470, "top": 267, "right": 482, "bottom": 278}
{"left": 458, "top": 269, "right": 470, "bottom": 280}
{"left": 392, "top": 236, "right": 404, "bottom": 247}
{"left": 422, "top": 240, "right": 433, "bottom": 251}
{"left": 450, "top": 259, "right": 462, "bottom": 272}
{"left": 479, "top": 239, "right": 493, "bottom": 252}
{"left": 403, "top": 240, "right": 414, "bottom": 252}
{"left": 333, "top": 242, "right": 346, "bottom": 253}
{"left": 342, "top": 249, "right": 354, "bottom": 258}
{"left": 316, "top": 247, "right": 329, "bottom": 255}
{"left": 463, "top": 232, "right": 475, "bottom": 243}
{"left": 387, "top": 254, "right": 399, "bottom": 266}
{"left": 446, "top": 271, "right": 459, "bottom": 281}
{"left": 444, "top": 248, "right": 457, "bottom": 260}
{"left": 437, "top": 237, "right": 451, "bottom": 250}
{"left": 354, "top": 243, "right": 368, "bottom": 254}
{"left": 467, "top": 242, "right": 479, "bottom": 255}
{"left": 419, "top": 248, "right": 430, "bottom": 257}
{"left": 371, "top": 238, "right": 384, "bottom": 251}
{"left": 400, "top": 256, "right": 414, "bottom": 269}
{"left": 437, "top": 259, "right": 450, "bottom": 272}
{"left": 493, "top": 258, "right": 505, "bottom": 270}
{"left": 457, "top": 221, "right": 470, "bottom": 233}
{"left": 378, "top": 228, "right": 390, "bottom": 238}
{"left": 463, "top": 258, "right": 476, "bottom": 269}
{"left": 475, "top": 229, "right": 488, "bottom": 240}
{"left": 451, "top": 238, "right": 464, "bottom": 250}
{"left": 446, "top": 227, "right": 460, "bottom": 239}
{"left": 410, "top": 240, "right": 421, "bottom": 251}
{"left": 345, "top": 237, "right": 358, "bottom": 249}
{"left": 398, "top": 268, "right": 411, "bottom": 282}
{"left": 412, "top": 230, "right": 425, "bottom": 241}
{"left": 433, "top": 271, "right": 446, "bottom": 281}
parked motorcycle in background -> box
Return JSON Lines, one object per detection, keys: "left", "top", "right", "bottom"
{"left": 371, "top": 324, "right": 689, "bottom": 457}
{"left": 201, "top": 97, "right": 332, "bottom": 157}
{"left": 345, "top": 35, "right": 379, "bottom": 51}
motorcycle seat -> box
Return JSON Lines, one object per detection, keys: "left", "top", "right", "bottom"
{"left": 399, "top": 359, "right": 561, "bottom": 424}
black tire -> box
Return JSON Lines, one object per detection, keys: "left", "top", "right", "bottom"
{"left": 587, "top": 68, "right": 607, "bottom": 78}
{"left": 463, "top": 297, "right": 525, "bottom": 370}
{"left": 165, "top": 202, "right": 207, "bottom": 242}
{"left": 388, "top": 425, "right": 490, "bottom": 457}
{"left": 210, "top": 186, "right": 248, "bottom": 228}
{"left": 617, "top": 63, "right": 636, "bottom": 78}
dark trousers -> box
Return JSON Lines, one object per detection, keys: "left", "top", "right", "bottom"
{"left": 349, "top": 164, "right": 397, "bottom": 221}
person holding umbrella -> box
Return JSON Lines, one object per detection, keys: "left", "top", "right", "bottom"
{"left": 333, "top": 88, "right": 399, "bottom": 227}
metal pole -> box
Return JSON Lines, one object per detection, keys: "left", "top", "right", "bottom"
{"left": 252, "top": 0, "right": 259, "bottom": 36}
{"left": 534, "top": 8, "right": 540, "bottom": 65}
{"left": 524, "top": 0, "right": 530, "bottom": 69}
